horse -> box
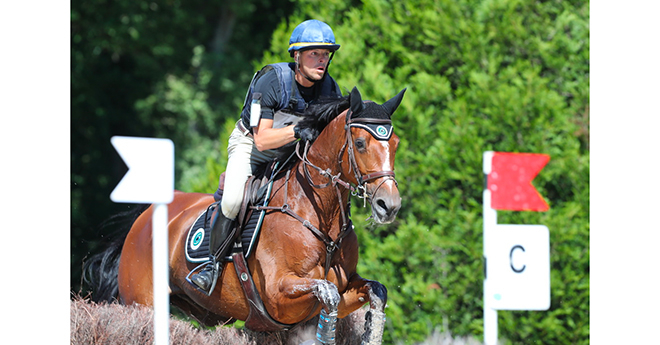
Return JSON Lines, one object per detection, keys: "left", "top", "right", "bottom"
{"left": 84, "top": 86, "right": 406, "bottom": 344}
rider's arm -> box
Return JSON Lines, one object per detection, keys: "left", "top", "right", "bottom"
{"left": 253, "top": 120, "right": 296, "bottom": 152}
{"left": 250, "top": 69, "right": 297, "bottom": 151}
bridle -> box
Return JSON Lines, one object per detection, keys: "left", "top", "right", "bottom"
{"left": 300, "top": 109, "right": 397, "bottom": 205}
{"left": 299, "top": 107, "right": 399, "bottom": 267}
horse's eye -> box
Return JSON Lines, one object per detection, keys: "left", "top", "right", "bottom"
{"left": 355, "top": 138, "right": 366, "bottom": 152}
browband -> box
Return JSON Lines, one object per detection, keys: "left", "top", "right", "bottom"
{"left": 345, "top": 110, "right": 393, "bottom": 141}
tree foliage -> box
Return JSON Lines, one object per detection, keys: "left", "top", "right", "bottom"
{"left": 72, "top": 0, "right": 589, "bottom": 344}
{"left": 71, "top": 0, "right": 293, "bottom": 289}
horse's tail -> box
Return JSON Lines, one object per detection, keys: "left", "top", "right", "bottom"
{"left": 83, "top": 204, "right": 149, "bottom": 303}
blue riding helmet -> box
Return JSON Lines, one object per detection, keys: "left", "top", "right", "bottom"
{"left": 288, "top": 20, "right": 340, "bottom": 57}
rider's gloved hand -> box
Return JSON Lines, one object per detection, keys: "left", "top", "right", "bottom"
{"left": 293, "top": 125, "right": 320, "bottom": 142}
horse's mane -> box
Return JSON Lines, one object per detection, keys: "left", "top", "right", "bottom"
{"left": 298, "top": 95, "right": 350, "bottom": 132}
{"left": 300, "top": 95, "right": 392, "bottom": 124}
{"left": 273, "top": 95, "right": 349, "bottom": 166}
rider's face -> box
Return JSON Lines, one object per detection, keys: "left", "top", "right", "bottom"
{"left": 295, "top": 49, "right": 331, "bottom": 85}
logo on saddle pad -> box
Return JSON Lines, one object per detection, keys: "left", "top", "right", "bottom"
{"left": 185, "top": 203, "right": 265, "bottom": 263}
{"left": 190, "top": 229, "right": 205, "bottom": 250}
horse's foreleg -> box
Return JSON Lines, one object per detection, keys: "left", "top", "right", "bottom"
{"left": 339, "top": 276, "right": 388, "bottom": 345}
{"left": 313, "top": 280, "right": 340, "bottom": 345}
{"left": 361, "top": 281, "right": 387, "bottom": 345}
{"left": 279, "top": 277, "right": 340, "bottom": 344}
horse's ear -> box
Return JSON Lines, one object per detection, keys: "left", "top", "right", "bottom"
{"left": 381, "top": 88, "right": 407, "bottom": 117}
{"left": 349, "top": 87, "right": 365, "bottom": 115}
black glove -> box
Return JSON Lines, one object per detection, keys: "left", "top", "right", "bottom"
{"left": 293, "top": 125, "right": 320, "bottom": 142}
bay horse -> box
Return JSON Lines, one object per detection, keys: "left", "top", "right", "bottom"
{"left": 85, "top": 86, "right": 405, "bottom": 344}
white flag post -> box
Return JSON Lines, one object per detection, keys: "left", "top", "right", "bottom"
{"left": 482, "top": 177, "right": 499, "bottom": 345}
{"left": 111, "top": 136, "right": 174, "bottom": 345}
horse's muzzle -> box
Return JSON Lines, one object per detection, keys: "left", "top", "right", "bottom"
{"left": 369, "top": 179, "right": 401, "bottom": 224}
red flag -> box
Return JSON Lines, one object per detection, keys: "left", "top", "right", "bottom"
{"left": 487, "top": 152, "right": 550, "bottom": 211}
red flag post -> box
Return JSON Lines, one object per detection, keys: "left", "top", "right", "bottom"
{"left": 483, "top": 151, "right": 550, "bottom": 345}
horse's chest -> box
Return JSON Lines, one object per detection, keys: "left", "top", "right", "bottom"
{"left": 286, "top": 250, "right": 349, "bottom": 286}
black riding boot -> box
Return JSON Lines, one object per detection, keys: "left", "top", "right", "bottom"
{"left": 190, "top": 211, "right": 235, "bottom": 294}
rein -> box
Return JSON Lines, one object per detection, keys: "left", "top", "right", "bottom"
{"left": 258, "top": 145, "right": 352, "bottom": 279}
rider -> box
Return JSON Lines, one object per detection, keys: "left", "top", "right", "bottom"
{"left": 190, "top": 19, "right": 343, "bottom": 293}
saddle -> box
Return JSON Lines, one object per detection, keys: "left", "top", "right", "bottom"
{"left": 185, "top": 161, "right": 292, "bottom": 331}
{"left": 184, "top": 175, "right": 269, "bottom": 263}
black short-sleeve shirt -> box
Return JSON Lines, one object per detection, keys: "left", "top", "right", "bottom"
{"left": 240, "top": 66, "right": 340, "bottom": 129}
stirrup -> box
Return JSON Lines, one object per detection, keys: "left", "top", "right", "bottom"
{"left": 185, "top": 260, "right": 220, "bottom": 296}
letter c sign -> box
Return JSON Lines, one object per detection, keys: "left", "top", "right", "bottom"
{"left": 510, "top": 245, "right": 526, "bottom": 273}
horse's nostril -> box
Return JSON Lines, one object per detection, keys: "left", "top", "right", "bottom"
{"left": 377, "top": 199, "right": 387, "bottom": 212}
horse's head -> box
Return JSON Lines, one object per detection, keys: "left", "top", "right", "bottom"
{"left": 341, "top": 87, "right": 406, "bottom": 224}
{"left": 300, "top": 87, "right": 405, "bottom": 224}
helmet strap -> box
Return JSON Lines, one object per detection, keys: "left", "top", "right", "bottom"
{"left": 328, "top": 51, "right": 335, "bottom": 66}
{"left": 295, "top": 60, "right": 317, "bottom": 83}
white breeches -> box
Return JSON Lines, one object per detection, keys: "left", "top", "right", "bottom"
{"left": 221, "top": 122, "right": 278, "bottom": 219}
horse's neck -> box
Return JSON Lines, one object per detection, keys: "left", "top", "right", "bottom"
{"left": 306, "top": 113, "right": 348, "bottom": 186}
{"left": 307, "top": 111, "right": 347, "bottom": 167}
{"left": 297, "top": 114, "right": 352, "bottom": 218}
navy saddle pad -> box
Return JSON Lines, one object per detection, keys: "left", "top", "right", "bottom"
{"left": 184, "top": 202, "right": 266, "bottom": 263}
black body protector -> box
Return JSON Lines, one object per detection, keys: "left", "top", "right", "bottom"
{"left": 240, "top": 62, "right": 342, "bottom": 136}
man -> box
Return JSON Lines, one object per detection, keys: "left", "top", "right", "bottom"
{"left": 190, "top": 19, "right": 343, "bottom": 294}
